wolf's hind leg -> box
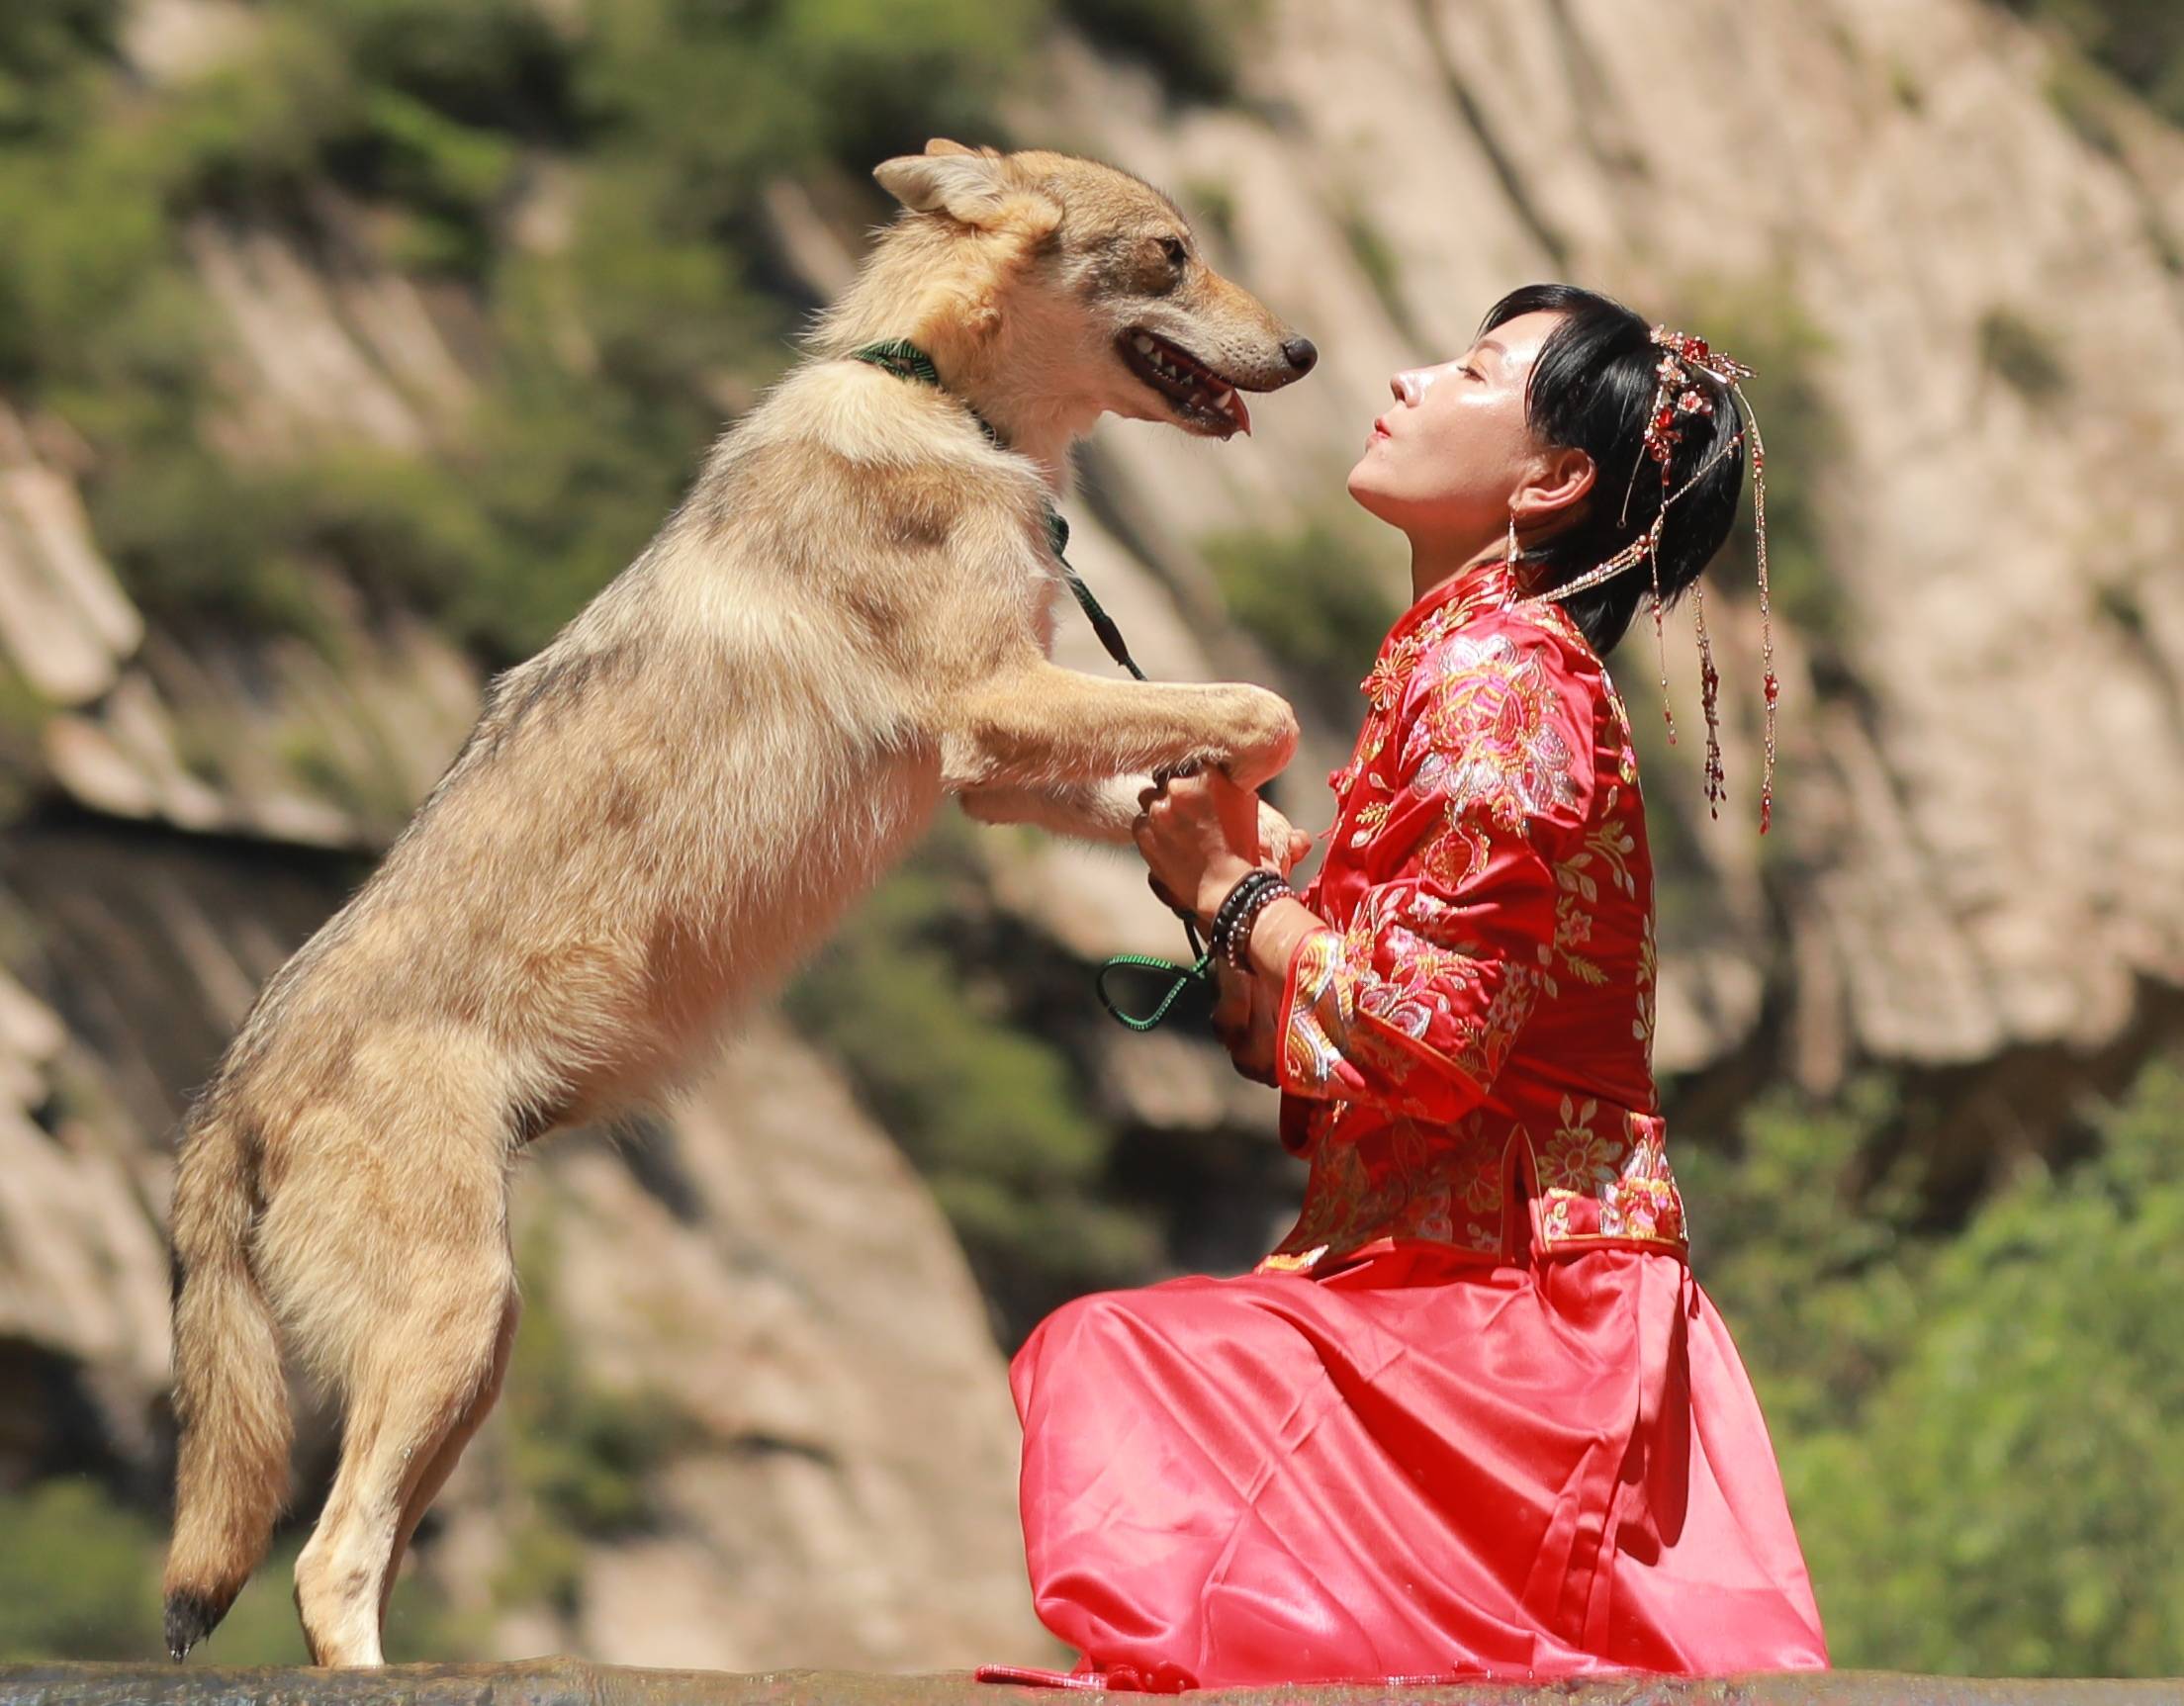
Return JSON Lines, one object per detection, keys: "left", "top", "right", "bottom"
{"left": 293, "top": 1238, "right": 515, "bottom": 1665}
{"left": 374, "top": 1288, "right": 519, "bottom": 1636}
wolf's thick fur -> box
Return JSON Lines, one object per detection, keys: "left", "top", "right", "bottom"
{"left": 162, "top": 142, "right": 1313, "bottom": 1666}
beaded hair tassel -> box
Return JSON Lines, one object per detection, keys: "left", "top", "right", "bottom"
{"left": 1528, "top": 324, "right": 1777, "bottom": 833}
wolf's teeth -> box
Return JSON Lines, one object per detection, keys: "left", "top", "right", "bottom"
{"left": 1214, "top": 387, "right": 1234, "bottom": 411}
{"left": 1134, "top": 333, "right": 1156, "bottom": 354}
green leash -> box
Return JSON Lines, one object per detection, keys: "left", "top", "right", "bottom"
{"left": 850, "top": 339, "right": 1210, "bottom": 1029}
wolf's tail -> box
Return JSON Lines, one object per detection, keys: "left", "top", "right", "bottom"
{"left": 162, "top": 1098, "right": 291, "bottom": 1661}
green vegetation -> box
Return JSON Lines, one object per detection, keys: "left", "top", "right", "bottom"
{"left": 1202, "top": 510, "right": 1404, "bottom": 713}
{"left": 2092, "top": 572, "right": 2149, "bottom": 638}
{"left": 1888, "top": 59, "right": 1925, "bottom": 114}
{"left": 2003, "top": 0, "right": 2184, "bottom": 127}
{"left": 1977, "top": 305, "right": 2072, "bottom": 404}
{"left": 1335, "top": 196, "right": 1421, "bottom": 348}
{"left": 1681, "top": 1052, "right": 2184, "bottom": 1674}
{"left": 0, "top": 1480, "right": 460, "bottom": 1662}
{"left": 495, "top": 1212, "right": 684, "bottom": 1616}
{"left": 2044, "top": 52, "right": 2130, "bottom": 156}
{"left": 0, "top": 0, "right": 1065, "bottom": 661}
{"left": 785, "top": 826, "right": 1159, "bottom": 1343}
{"left": 1054, "top": 0, "right": 1247, "bottom": 103}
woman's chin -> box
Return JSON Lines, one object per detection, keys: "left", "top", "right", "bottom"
{"left": 1345, "top": 459, "right": 1399, "bottom": 523}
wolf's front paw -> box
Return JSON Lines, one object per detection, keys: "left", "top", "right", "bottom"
{"left": 1213, "top": 685, "right": 1300, "bottom": 791}
{"left": 1257, "top": 799, "right": 1314, "bottom": 876}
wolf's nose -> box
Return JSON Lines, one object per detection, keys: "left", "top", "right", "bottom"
{"left": 1283, "top": 335, "right": 1319, "bottom": 375}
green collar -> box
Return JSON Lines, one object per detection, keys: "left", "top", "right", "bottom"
{"left": 849, "top": 339, "right": 1142, "bottom": 681}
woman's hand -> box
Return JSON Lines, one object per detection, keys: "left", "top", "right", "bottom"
{"left": 1132, "top": 768, "right": 1270, "bottom": 927}
{"left": 1211, "top": 961, "right": 1278, "bottom": 1087}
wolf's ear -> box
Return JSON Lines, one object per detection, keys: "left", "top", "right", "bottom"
{"left": 874, "top": 148, "right": 1020, "bottom": 227}
{"left": 923, "top": 137, "right": 978, "bottom": 157}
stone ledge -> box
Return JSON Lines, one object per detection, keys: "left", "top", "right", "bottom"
{"left": 1, "top": 1662, "right": 2175, "bottom": 1706}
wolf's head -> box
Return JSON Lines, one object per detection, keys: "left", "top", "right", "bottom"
{"left": 817, "top": 140, "right": 1316, "bottom": 463}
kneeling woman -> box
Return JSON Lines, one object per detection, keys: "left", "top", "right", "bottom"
{"left": 995, "top": 285, "right": 1830, "bottom": 1687}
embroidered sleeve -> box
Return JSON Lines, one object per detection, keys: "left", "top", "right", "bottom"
{"left": 1276, "top": 619, "right": 1594, "bottom": 1122}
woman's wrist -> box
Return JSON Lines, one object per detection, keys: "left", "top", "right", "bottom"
{"left": 1245, "top": 895, "right": 1322, "bottom": 987}
{"left": 1192, "top": 855, "right": 1267, "bottom": 928}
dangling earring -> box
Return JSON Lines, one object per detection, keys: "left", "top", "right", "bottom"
{"left": 1504, "top": 512, "right": 1520, "bottom": 575}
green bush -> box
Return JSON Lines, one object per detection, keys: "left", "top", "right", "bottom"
{"left": 2004, "top": 0, "right": 2184, "bottom": 127}
{"left": 0, "top": 1478, "right": 464, "bottom": 1662}
{"left": 1682, "top": 1053, "right": 2184, "bottom": 1674}
{"left": 155, "top": 17, "right": 362, "bottom": 212}
{"left": 0, "top": 0, "right": 121, "bottom": 139}
{"left": 1335, "top": 197, "right": 1418, "bottom": 346}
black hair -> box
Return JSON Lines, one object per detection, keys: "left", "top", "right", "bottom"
{"left": 1480, "top": 283, "right": 1746, "bottom": 656}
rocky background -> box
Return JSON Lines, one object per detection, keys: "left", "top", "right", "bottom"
{"left": 3, "top": 0, "right": 2183, "bottom": 1679}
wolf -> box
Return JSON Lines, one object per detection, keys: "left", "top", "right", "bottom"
{"left": 159, "top": 139, "right": 1316, "bottom": 1667}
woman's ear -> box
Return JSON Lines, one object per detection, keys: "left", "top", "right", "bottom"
{"left": 1513, "top": 446, "right": 1596, "bottom": 531}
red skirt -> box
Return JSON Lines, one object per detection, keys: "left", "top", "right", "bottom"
{"left": 996, "top": 1242, "right": 1828, "bottom": 1688}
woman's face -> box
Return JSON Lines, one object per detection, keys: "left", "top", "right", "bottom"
{"left": 1346, "top": 309, "right": 1567, "bottom": 546}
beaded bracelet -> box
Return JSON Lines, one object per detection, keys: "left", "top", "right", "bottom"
{"left": 1207, "top": 868, "right": 1280, "bottom": 950}
{"left": 1221, "top": 879, "right": 1291, "bottom": 970}
{"left": 1208, "top": 869, "right": 1289, "bottom": 970}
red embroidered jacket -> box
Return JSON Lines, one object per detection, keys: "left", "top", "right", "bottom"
{"left": 1261, "top": 555, "right": 1684, "bottom": 1273}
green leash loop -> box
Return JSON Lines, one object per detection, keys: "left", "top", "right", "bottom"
{"left": 850, "top": 338, "right": 1192, "bottom": 1026}
{"left": 1095, "top": 934, "right": 1218, "bottom": 1033}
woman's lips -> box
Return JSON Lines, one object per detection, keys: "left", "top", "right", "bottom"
{"left": 1368, "top": 415, "right": 1393, "bottom": 449}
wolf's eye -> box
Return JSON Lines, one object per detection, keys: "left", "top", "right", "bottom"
{"left": 1160, "top": 236, "right": 1189, "bottom": 269}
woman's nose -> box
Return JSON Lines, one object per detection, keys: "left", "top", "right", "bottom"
{"left": 1392, "top": 370, "right": 1425, "bottom": 406}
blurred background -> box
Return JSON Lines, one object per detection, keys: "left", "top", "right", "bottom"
{"left": 2, "top": 0, "right": 2182, "bottom": 1678}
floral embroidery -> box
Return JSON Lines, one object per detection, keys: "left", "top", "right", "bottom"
{"left": 1281, "top": 879, "right": 1539, "bottom": 1122}
{"left": 1267, "top": 1110, "right": 1508, "bottom": 1266}
{"left": 1530, "top": 1110, "right": 1685, "bottom": 1251}
{"left": 1543, "top": 808, "right": 1638, "bottom": 997}
{"left": 1635, "top": 911, "right": 1658, "bottom": 1063}
{"left": 1450, "top": 962, "right": 1541, "bottom": 1086}
{"left": 1345, "top": 793, "right": 1395, "bottom": 850}
{"left": 1406, "top": 634, "right": 1579, "bottom": 834}
{"left": 1540, "top": 1095, "right": 1621, "bottom": 1192}
{"left": 1607, "top": 680, "right": 1642, "bottom": 786}
{"left": 1420, "top": 816, "right": 1492, "bottom": 890}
